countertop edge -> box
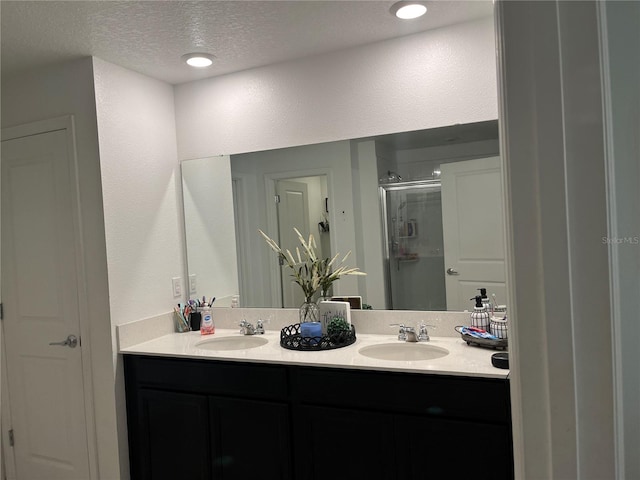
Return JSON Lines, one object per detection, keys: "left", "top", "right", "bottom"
{"left": 119, "top": 330, "right": 510, "bottom": 380}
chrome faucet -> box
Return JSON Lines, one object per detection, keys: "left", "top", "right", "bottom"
{"left": 390, "top": 323, "right": 433, "bottom": 342}
{"left": 404, "top": 326, "right": 418, "bottom": 342}
{"left": 239, "top": 319, "right": 256, "bottom": 335}
{"left": 239, "top": 319, "right": 266, "bottom": 335}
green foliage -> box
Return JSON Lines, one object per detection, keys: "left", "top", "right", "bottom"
{"left": 327, "top": 316, "right": 350, "bottom": 336}
{"left": 259, "top": 228, "right": 366, "bottom": 301}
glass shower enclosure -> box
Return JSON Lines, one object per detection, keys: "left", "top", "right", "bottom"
{"left": 379, "top": 180, "right": 446, "bottom": 310}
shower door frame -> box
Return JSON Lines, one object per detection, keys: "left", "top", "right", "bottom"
{"left": 379, "top": 179, "right": 442, "bottom": 310}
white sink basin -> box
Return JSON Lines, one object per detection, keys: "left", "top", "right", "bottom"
{"left": 195, "top": 336, "right": 269, "bottom": 351}
{"left": 358, "top": 343, "right": 449, "bottom": 361}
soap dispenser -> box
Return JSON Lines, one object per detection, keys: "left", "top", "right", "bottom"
{"left": 199, "top": 303, "right": 215, "bottom": 335}
{"left": 470, "top": 295, "right": 490, "bottom": 331}
{"left": 478, "top": 288, "right": 492, "bottom": 315}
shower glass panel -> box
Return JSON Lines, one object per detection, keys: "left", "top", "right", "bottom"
{"left": 380, "top": 181, "right": 446, "bottom": 310}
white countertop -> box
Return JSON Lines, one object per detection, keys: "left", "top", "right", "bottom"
{"left": 119, "top": 329, "right": 509, "bottom": 379}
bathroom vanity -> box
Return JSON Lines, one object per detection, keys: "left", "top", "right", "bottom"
{"left": 122, "top": 330, "right": 513, "bottom": 480}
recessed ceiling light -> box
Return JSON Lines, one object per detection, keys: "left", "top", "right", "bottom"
{"left": 182, "top": 53, "right": 215, "bottom": 68}
{"left": 390, "top": 1, "right": 428, "bottom": 20}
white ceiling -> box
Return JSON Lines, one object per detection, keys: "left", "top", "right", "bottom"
{"left": 1, "top": 1, "right": 493, "bottom": 85}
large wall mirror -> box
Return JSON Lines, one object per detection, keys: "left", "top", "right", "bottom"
{"left": 182, "top": 119, "right": 508, "bottom": 312}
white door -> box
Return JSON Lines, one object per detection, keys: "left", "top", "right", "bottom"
{"left": 276, "top": 179, "right": 310, "bottom": 308}
{"left": 1, "top": 127, "right": 92, "bottom": 479}
{"left": 441, "top": 157, "right": 507, "bottom": 311}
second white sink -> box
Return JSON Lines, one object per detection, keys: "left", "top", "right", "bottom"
{"left": 196, "top": 336, "right": 269, "bottom": 351}
{"left": 358, "top": 343, "right": 449, "bottom": 361}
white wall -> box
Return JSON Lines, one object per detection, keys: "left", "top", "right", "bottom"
{"left": 182, "top": 156, "right": 238, "bottom": 305}
{"left": 1, "top": 58, "right": 120, "bottom": 479}
{"left": 93, "top": 58, "right": 184, "bottom": 325}
{"left": 174, "top": 16, "right": 497, "bottom": 160}
{"left": 351, "top": 140, "right": 386, "bottom": 309}
{"left": 92, "top": 57, "right": 183, "bottom": 479}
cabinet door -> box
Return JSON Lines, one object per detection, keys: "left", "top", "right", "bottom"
{"left": 296, "top": 405, "right": 396, "bottom": 480}
{"left": 210, "top": 397, "right": 292, "bottom": 480}
{"left": 136, "top": 389, "right": 212, "bottom": 480}
{"left": 396, "top": 415, "right": 513, "bottom": 480}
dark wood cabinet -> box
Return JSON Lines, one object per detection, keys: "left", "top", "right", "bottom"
{"left": 124, "top": 355, "right": 513, "bottom": 480}
{"left": 124, "top": 356, "right": 292, "bottom": 480}
{"left": 395, "top": 415, "right": 512, "bottom": 480}
{"left": 210, "top": 396, "right": 292, "bottom": 479}
{"left": 135, "top": 389, "right": 211, "bottom": 480}
{"left": 294, "top": 405, "right": 396, "bottom": 480}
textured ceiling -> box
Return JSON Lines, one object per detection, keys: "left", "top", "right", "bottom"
{"left": 1, "top": 1, "right": 493, "bottom": 85}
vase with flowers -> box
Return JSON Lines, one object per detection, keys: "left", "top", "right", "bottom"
{"left": 259, "top": 228, "right": 365, "bottom": 324}
{"left": 316, "top": 251, "right": 363, "bottom": 302}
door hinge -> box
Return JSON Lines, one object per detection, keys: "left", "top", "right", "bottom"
{"left": 0, "top": 302, "right": 3, "bottom": 320}
{"left": 274, "top": 194, "right": 280, "bottom": 204}
{"left": 8, "top": 429, "right": 14, "bottom": 447}
{"left": 278, "top": 257, "right": 285, "bottom": 266}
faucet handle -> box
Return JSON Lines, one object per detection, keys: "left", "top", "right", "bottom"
{"left": 390, "top": 323, "right": 407, "bottom": 341}
{"left": 418, "top": 323, "right": 435, "bottom": 341}
{"left": 239, "top": 319, "right": 254, "bottom": 334}
{"left": 255, "top": 318, "right": 268, "bottom": 334}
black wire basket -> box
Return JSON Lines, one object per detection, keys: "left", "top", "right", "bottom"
{"left": 280, "top": 323, "right": 356, "bottom": 351}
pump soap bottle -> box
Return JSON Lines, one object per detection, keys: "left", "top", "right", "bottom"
{"left": 470, "top": 295, "right": 490, "bottom": 331}
{"left": 478, "top": 288, "right": 492, "bottom": 315}
{"left": 199, "top": 303, "right": 215, "bottom": 335}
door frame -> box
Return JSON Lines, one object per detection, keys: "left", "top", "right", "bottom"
{"left": 1, "top": 333, "right": 16, "bottom": 478}
{"left": 1, "top": 115, "right": 99, "bottom": 479}
{"left": 264, "top": 168, "right": 334, "bottom": 307}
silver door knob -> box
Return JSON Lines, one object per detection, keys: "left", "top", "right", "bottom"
{"left": 446, "top": 268, "right": 460, "bottom": 275}
{"left": 49, "top": 334, "right": 78, "bottom": 348}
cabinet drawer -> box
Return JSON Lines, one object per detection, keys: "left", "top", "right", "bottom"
{"left": 125, "top": 355, "right": 288, "bottom": 400}
{"left": 293, "top": 366, "right": 510, "bottom": 423}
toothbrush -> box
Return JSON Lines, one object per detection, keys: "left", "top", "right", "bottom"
{"left": 492, "top": 294, "right": 499, "bottom": 307}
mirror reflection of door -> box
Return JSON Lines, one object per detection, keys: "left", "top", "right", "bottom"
{"left": 275, "top": 175, "right": 330, "bottom": 307}
{"left": 441, "top": 156, "right": 506, "bottom": 310}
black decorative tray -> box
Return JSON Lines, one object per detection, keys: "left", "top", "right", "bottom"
{"left": 280, "top": 323, "right": 356, "bottom": 351}
{"left": 455, "top": 326, "right": 508, "bottom": 351}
